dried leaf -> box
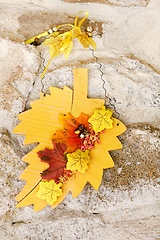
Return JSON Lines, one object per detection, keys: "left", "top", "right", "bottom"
{"left": 66, "top": 149, "right": 91, "bottom": 173}
{"left": 88, "top": 106, "right": 113, "bottom": 133}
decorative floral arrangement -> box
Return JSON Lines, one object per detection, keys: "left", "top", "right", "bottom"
{"left": 36, "top": 107, "right": 113, "bottom": 205}
{"left": 13, "top": 68, "right": 126, "bottom": 211}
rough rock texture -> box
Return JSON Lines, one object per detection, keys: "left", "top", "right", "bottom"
{"left": 0, "top": 0, "right": 160, "bottom": 239}
{"left": 61, "top": 0, "right": 150, "bottom": 7}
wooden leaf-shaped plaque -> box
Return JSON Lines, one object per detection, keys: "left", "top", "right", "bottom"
{"left": 13, "top": 68, "right": 126, "bottom": 211}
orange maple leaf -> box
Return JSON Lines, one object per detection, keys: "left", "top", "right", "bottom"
{"left": 13, "top": 68, "right": 126, "bottom": 211}
{"left": 53, "top": 112, "right": 89, "bottom": 153}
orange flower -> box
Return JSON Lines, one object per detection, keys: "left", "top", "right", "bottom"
{"left": 53, "top": 112, "right": 89, "bottom": 153}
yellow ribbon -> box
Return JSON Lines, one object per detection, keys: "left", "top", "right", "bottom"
{"left": 75, "top": 11, "right": 88, "bottom": 27}
{"left": 25, "top": 11, "right": 89, "bottom": 45}
{"left": 25, "top": 11, "right": 92, "bottom": 80}
{"left": 24, "top": 31, "right": 49, "bottom": 44}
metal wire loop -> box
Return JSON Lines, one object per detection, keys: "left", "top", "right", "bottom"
{"left": 39, "top": 52, "right": 46, "bottom": 95}
{"left": 89, "top": 47, "right": 120, "bottom": 119}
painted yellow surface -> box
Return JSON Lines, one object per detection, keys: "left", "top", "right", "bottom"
{"left": 13, "top": 68, "right": 126, "bottom": 211}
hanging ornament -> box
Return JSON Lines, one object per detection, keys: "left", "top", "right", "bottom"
{"left": 13, "top": 68, "right": 126, "bottom": 211}
{"left": 13, "top": 12, "right": 126, "bottom": 211}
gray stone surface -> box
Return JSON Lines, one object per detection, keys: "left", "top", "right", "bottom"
{"left": 0, "top": 1, "right": 160, "bottom": 239}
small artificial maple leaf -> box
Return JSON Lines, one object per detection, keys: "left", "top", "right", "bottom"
{"left": 37, "top": 142, "right": 68, "bottom": 181}
{"left": 36, "top": 180, "right": 63, "bottom": 205}
{"left": 53, "top": 112, "right": 89, "bottom": 153}
{"left": 88, "top": 106, "right": 113, "bottom": 133}
{"left": 66, "top": 149, "right": 91, "bottom": 173}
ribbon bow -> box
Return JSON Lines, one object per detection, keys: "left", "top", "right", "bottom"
{"left": 25, "top": 11, "right": 97, "bottom": 78}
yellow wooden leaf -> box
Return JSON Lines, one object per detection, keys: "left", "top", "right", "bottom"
{"left": 13, "top": 86, "right": 72, "bottom": 211}
{"left": 13, "top": 68, "right": 126, "bottom": 211}
{"left": 88, "top": 106, "right": 113, "bottom": 133}
{"left": 36, "top": 180, "right": 63, "bottom": 205}
{"left": 66, "top": 149, "right": 91, "bottom": 173}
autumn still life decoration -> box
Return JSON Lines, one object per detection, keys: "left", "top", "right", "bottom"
{"left": 13, "top": 12, "right": 126, "bottom": 211}
{"left": 13, "top": 69, "right": 126, "bottom": 211}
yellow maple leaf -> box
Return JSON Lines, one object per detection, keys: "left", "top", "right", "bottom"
{"left": 66, "top": 149, "right": 91, "bottom": 173}
{"left": 13, "top": 68, "right": 126, "bottom": 211}
{"left": 36, "top": 180, "right": 62, "bottom": 205}
{"left": 88, "top": 106, "right": 113, "bottom": 133}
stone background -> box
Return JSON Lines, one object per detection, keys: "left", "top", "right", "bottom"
{"left": 0, "top": 0, "right": 160, "bottom": 239}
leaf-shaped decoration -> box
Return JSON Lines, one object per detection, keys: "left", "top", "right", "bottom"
{"left": 37, "top": 142, "right": 68, "bottom": 180}
{"left": 63, "top": 38, "right": 73, "bottom": 59}
{"left": 66, "top": 149, "right": 91, "bottom": 173}
{"left": 13, "top": 68, "right": 127, "bottom": 211}
{"left": 88, "top": 106, "right": 113, "bottom": 133}
{"left": 78, "top": 33, "right": 96, "bottom": 50}
{"left": 36, "top": 180, "right": 63, "bottom": 205}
